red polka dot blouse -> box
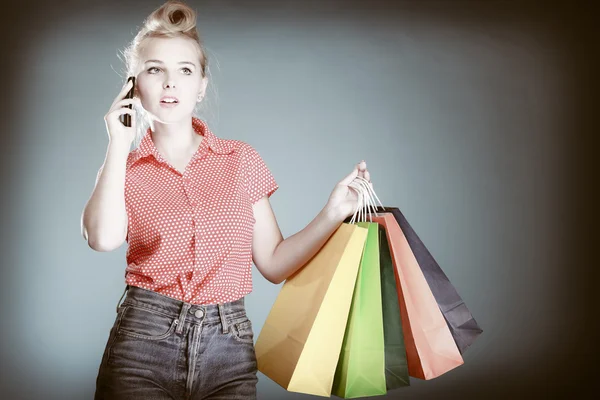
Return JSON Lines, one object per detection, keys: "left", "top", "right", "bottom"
{"left": 106, "top": 117, "right": 278, "bottom": 305}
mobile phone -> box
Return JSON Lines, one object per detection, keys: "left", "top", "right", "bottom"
{"left": 120, "top": 76, "right": 136, "bottom": 127}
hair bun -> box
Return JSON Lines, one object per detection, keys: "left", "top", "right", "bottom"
{"left": 144, "top": 0, "right": 198, "bottom": 36}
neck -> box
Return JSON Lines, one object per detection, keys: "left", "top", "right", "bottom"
{"left": 149, "top": 116, "right": 202, "bottom": 158}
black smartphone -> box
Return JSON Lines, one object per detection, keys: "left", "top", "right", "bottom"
{"left": 120, "top": 76, "right": 136, "bottom": 127}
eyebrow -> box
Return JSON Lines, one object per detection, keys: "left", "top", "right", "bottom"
{"left": 144, "top": 60, "right": 196, "bottom": 67}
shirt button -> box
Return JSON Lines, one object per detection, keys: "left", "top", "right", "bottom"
{"left": 194, "top": 309, "right": 204, "bottom": 318}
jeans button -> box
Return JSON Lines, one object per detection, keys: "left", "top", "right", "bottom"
{"left": 194, "top": 309, "right": 204, "bottom": 318}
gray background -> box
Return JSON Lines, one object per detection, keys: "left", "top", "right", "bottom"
{"left": 0, "top": 0, "right": 593, "bottom": 399}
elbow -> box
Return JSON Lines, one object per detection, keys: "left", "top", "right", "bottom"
{"left": 87, "top": 240, "right": 106, "bottom": 252}
{"left": 86, "top": 234, "right": 124, "bottom": 252}
{"left": 268, "top": 276, "right": 284, "bottom": 285}
{"left": 266, "top": 271, "right": 285, "bottom": 285}
{"left": 87, "top": 237, "right": 109, "bottom": 252}
{"left": 258, "top": 266, "right": 284, "bottom": 285}
{"left": 82, "top": 220, "right": 125, "bottom": 252}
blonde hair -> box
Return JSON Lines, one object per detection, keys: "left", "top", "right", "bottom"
{"left": 118, "top": 0, "right": 217, "bottom": 149}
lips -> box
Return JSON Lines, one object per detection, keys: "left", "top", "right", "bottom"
{"left": 160, "top": 96, "right": 179, "bottom": 104}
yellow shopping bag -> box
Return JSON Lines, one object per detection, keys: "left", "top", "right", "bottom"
{"left": 255, "top": 223, "right": 369, "bottom": 397}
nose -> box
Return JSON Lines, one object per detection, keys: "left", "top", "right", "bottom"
{"left": 163, "top": 77, "right": 176, "bottom": 89}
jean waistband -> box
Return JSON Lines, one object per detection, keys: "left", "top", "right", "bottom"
{"left": 116, "top": 285, "right": 247, "bottom": 334}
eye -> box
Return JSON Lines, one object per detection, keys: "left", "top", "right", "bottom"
{"left": 146, "top": 66, "right": 192, "bottom": 75}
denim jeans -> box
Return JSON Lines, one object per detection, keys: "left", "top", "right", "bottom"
{"left": 94, "top": 285, "right": 258, "bottom": 399}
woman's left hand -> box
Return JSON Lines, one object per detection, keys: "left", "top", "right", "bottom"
{"left": 326, "top": 160, "right": 372, "bottom": 221}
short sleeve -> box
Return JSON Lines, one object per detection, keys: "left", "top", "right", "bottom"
{"left": 243, "top": 144, "right": 279, "bottom": 204}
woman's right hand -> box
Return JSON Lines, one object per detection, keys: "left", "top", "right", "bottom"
{"left": 104, "top": 78, "right": 140, "bottom": 147}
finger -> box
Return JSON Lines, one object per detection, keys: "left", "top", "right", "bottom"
{"left": 357, "top": 160, "right": 367, "bottom": 179}
{"left": 364, "top": 170, "right": 371, "bottom": 182}
{"left": 122, "top": 78, "right": 134, "bottom": 92}
{"left": 110, "top": 79, "right": 134, "bottom": 108}
{"left": 111, "top": 98, "right": 133, "bottom": 111}
{"left": 117, "top": 79, "right": 134, "bottom": 101}
{"left": 111, "top": 97, "right": 140, "bottom": 112}
{"left": 106, "top": 107, "right": 134, "bottom": 122}
{"left": 339, "top": 163, "right": 360, "bottom": 186}
{"left": 348, "top": 180, "right": 364, "bottom": 196}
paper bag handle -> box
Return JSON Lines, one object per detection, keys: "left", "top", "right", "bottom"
{"left": 348, "top": 176, "right": 385, "bottom": 224}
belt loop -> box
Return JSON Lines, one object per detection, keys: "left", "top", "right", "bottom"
{"left": 115, "top": 285, "right": 129, "bottom": 313}
{"left": 176, "top": 302, "right": 191, "bottom": 335}
{"left": 218, "top": 303, "right": 229, "bottom": 334}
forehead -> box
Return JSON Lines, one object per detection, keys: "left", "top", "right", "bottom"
{"left": 140, "top": 36, "right": 199, "bottom": 63}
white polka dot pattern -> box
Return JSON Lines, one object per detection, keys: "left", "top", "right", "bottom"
{"left": 110, "top": 117, "right": 278, "bottom": 305}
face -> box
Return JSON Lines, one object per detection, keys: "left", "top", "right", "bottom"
{"left": 134, "top": 36, "right": 207, "bottom": 123}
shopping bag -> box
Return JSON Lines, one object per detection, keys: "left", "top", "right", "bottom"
{"left": 378, "top": 224, "right": 410, "bottom": 389}
{"left": 370, "top": 213, "right": 464, "bottom": 379}
{"left": 332, "top": 222, "right": 386, "bottom": 399}
{"left": 255, "top": 223, "right": 369, "bottom": 397}
{"left": 374, "top": 206, "right": 482, "bottom": 354}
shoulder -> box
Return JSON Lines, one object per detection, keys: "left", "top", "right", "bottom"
{"left": 216, "top": 138, "right": 260, "bottom": 159}
{"left": 216, "top": 139, "right": 273, "bottom": 178}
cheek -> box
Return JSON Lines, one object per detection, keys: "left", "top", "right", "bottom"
{"left": 135, "top": 74, "right": 155, "bottom": 91}
{"left": 134, "top": 80, "right": 154, "bottom": 104}
{"left": 135, "top": 78, "right": 148, "bottom": 94}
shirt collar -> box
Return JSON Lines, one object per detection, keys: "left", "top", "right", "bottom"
{"left": 127, "top": 117, "right": 234, "bottom": 169}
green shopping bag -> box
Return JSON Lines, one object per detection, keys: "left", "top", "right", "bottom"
{"left": 379, "top": 224, "right": 410, "bottom": 389}
{"left": 332, "top": 222, "right": 387, "bottom": 399}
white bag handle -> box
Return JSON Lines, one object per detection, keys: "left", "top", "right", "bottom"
{"left": 349, "top": 179, "right": 368, "bottom": 224}
{"left": 348, "top": 177, "right": 386, "bottom": 224}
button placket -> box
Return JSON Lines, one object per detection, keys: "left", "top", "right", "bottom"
{"left": 182, "top": 174, "right": 196, "bottom": 208}
{"left": 191, "top": 157, "right": 210, "bottom": 211}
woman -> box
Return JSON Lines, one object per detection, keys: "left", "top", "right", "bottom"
{"left": 82, "top": 1, "right": 372, "bottom": 398}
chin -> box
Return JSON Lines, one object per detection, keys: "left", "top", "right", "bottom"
{"left": 149, "top": 109, "right": 193, "bottom": 124}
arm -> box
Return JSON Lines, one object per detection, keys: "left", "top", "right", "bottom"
{"left": 251, "top": 160, "right": 370, "bottom": 284}
{"left": 81, "top": 141, "right": 130, "bottom": 252}
{"left": 251, "top": 197, "right": 345, "bottom": 284}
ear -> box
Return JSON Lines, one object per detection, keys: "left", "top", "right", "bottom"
{"left": 199, "top": 76, "right": 208, "bottom": 97}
